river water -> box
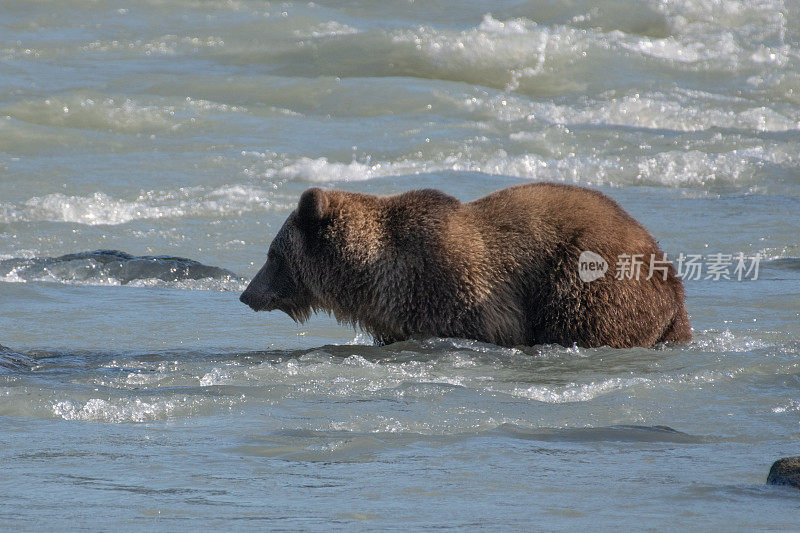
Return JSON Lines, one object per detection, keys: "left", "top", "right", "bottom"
{"left": 1, "top": 0, "right": 799, "bottom": 529}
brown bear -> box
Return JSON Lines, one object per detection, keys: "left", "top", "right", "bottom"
{"left": 240, "top": 183, "right": 691, "bottom": 348}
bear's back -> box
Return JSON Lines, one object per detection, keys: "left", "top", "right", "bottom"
{"left": 463, "top": 182, "right": 688, "bottom": 347}
{"left": 469, "top": 183, "right": 645, "bottom": 242}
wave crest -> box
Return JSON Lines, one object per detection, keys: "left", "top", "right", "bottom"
{"left": 0, "top": 250, "right": 244, "bottom": 291}
{"left": 0, "top": 185, "right": 281, "bottom": 226}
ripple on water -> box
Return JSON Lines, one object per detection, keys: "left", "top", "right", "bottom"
{"left": 0, "top": 185, "right": 286, "bottom": 226}
{"left": 0, "top": 331, "right": 794, "bottom": 433}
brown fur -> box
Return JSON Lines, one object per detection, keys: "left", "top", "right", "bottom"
{"left": 240, "top": 183, "right": 691, "bottom": 348}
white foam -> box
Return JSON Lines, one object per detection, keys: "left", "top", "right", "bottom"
{"left": 184, "top": 96, "right": 247, "bottom": 114}
{"left": 476, "top": 13, "right": 536, "bottom": 35}
{"left": 4, "top": 93, "right": 245, "bottom": 134}
{"left": 266, "top": 146, "right": 768, "bottom": 188}
{"left": 662, "top": 0, "right": 788, "bottom": 38}
{"left": 345, "top": 333, "right": 372, "bottom": 345}
{"left": 127, "top": 277, "right": 247, "bottom": 292}
{"left": 692, "top": 329, "right": 775, "bottom": 352}
{"left": 0, "top": 270, "right": 245, "bottom": 291}
{"left": 504, "top": 354, "right": 760, "bottom": 404}
{"left": 199, "top": 367, "right": 231, "bottom": 386}
{"left": 617, "top": 34, "right": 733, "bottom": 64}
{"left": 772, "top": 400, "right": 800, "bottom": 414}
{"left": 50, "top": 392, "right": 242, "bottom": 422}
{"left": 391, "top": 14, "right": 576, "bottom": 90}
{"left": 0, "top": 267, "right": 27, "bottom": 284}
{"left": 52, "top": 397, "right": 180, "bottom": 423}
{"left": 510, "top": 377, "right": 650, "bottom": 403}
{"left": 635, "top": 150, "right": 754, "bottom": 186}
{"left": 6, "top": 96, "right": 177, "bottom": 134}
{"left": 758, "top": 246, "right": 800, "bottom": 262}
{"left": 384, "top": 7, "right": 793, "bottom": 94}
{"left": 277, "top": 156, "right": 428, "bottom": 182}
{"left": 447, "top": 90, "right": 799, "bottom": 133}
{"left": 278, "top": 157, "right": 373, "bottom": 182}
{"left": 0, "top": 184, "right": 283, "bottom": 226}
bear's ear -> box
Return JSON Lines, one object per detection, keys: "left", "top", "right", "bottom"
{"left": 296, "top": 187, "right": 329, "bottom": 228}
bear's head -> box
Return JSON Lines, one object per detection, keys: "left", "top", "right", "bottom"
{"left": 239, "top": 187, "right": 331, "bottom": 322}
{"left": 240, "top": 186, "right": 460, "bottom": 339}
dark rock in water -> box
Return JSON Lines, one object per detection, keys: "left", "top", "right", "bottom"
{"left": 0, "top": 344, "right": 34, "bottom": 372}
{"left": 766, "top": 258, "right": 800, "bottom": 272}
{"left": 0, "top": 249, "right": 242, "bottom": 285}
{"left": 767, "top": 457, "right": 800, "bottom": 488}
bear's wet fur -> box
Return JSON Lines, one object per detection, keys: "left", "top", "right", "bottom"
{"left": 240, "top": 183, "right": 691, "bottom": 348}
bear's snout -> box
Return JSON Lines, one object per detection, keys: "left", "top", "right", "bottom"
{"left": 240, "top": 289, "right": 271, "bottom": 311}
{"left": 239, "top": 290, "right": 256, "bottom": 310}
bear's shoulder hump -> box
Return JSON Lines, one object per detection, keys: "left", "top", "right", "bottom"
{"left": 399, "top": 188, "right": 461, "bottom": 209}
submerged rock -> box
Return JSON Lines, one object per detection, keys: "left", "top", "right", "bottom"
{"left": 0, "top": 249, "right": 243, "bottom": 287}
{"left": 767, "top": 457, "right": 800, "bottom": 488}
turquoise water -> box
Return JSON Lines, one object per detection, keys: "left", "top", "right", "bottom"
{"left": 1, "top": 0, "right": 800, "bottom": 529}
